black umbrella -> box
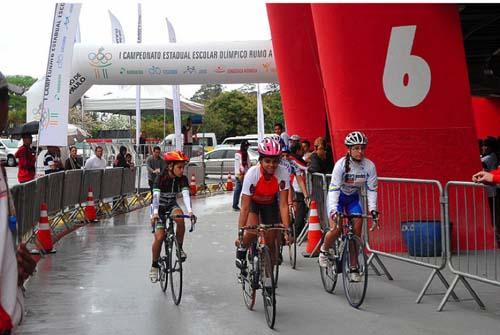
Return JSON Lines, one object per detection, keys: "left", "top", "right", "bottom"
{"left": 7, "top": 121, "right": 39, "bottom": 136}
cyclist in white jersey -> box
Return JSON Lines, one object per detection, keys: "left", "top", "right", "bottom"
{"left": 318, "top": 131, "right": 379, "bottom": 281}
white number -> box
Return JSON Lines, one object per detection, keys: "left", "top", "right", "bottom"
{"left": 383, "top": 25, "right": 431, "bottom": 108}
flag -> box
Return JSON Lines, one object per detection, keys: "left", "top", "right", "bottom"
{"left": 166, "top": 17, "right": 183, "bottom": 151}
{"left": 39, "top": 3, "right": 82, "bottom": 146}
{"left": 109, "top": 10, "right": 125, "bottom": 43}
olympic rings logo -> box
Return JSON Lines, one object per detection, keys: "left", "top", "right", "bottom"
{"left": 88, "top": 47, "right": 112, "bottom": 68}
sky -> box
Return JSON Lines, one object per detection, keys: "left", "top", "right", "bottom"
{"left": 0, "top": 0, "right": 272, "bottom": 98}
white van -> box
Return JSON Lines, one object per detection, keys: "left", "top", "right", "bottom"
{"left": 220, "top": 134, "right": 273, "bottom": 148}
{"left": 160, "top": 132, "right": 217, "bottom": 152}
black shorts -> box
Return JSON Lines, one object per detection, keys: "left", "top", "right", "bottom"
{"left": 155, "top": 203, "right": 182, "bottom": 230}
{"left": 250, "top": 200, "right": 281, "bottom": 225}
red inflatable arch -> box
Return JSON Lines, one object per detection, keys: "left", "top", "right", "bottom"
{"left": 472, "top": 96, "right": 500, "bottom": 139}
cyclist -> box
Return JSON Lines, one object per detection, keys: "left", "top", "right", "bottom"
{"left": 318, "top": 131, "right": 378, "bottom": 282}
{"left": 149, "top": 150, "right": 196, "bottom": 282}
{"left": 236, "top": 137, "right": 291, "bottom": 284}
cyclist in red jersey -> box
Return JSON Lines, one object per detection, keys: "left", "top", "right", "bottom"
{"left": 236, "top": 138, "right": 291, "bottom": 268}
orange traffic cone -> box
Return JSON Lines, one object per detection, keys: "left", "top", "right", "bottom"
{"left": 85, "top": 186, "right": 97, "bottom": 222}
{"left": 37, "top": 203, "right": 55, "bottom": 253}
{"left": 226, "top": 172, "right": 234, "bottom": 191}
{"left": 190, "top": 173, "right": 197, "bottom": 196}
{"left": 303, "top": 200, "right": 322, "bottom": 257}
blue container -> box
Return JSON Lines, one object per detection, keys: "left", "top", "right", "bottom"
{"left": 401, "top": 221, "right": 442, "bottom": 257}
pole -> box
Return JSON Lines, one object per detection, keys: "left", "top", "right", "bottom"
{"left": 163, "top": 97, "right": 166, "bottom": 141}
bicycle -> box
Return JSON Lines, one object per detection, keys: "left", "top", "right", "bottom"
{"left": 319, "top": 213, "right": 378, "bottom": 308}
{"left": 237, "top": 224, "right": 287, "bottom": 329}
{"left": 155, "top": 211, "right": 196, "bottom": 305}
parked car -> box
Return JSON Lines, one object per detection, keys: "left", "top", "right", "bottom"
{"left": 0, "top": 138, "right": 20, "bottom": 167}
{"left": 189, "top": 146, "right": 259, "bottom": 175}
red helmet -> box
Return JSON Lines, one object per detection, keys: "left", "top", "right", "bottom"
{"left": 163, "top": 150, "right": 189, "bottom": 162}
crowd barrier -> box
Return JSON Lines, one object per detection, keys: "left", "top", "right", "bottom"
{"left": 308, "top": 173, "right": 500, "bottom": 311}
{"left": 10, "top": 167, "right": 138, "bottom": 244}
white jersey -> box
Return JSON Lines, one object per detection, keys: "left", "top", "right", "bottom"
{"left": 327, "top": 156, "right": 378, "bottom": 214}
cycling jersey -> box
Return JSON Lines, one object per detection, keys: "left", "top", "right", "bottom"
{"left": 152, "top": 173, "right": 192, "bottom": 216}
{"left": 327, "top": 156, "right": 377, "bottom": 216}
{"left": 287, "top": 155, "right": 307, "bottom": 193}
{"left": 242, "top": 164, "right": 290, "bottom": 204}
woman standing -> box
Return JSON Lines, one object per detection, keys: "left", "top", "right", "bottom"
{"left": 233, "top": 140, "right": 250, "bottom": 211}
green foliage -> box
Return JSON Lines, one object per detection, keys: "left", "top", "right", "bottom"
{"left": 190, "top": 84, "right": 224, "bottom": 104}
{"left": 6, "top": 75, "right": 37, "bottom": 89}
{"left": 141, "top": 115, "right": 173, "bottom": 139}
{"left": 5, "top": 76, "right": 37, "bottom": 127}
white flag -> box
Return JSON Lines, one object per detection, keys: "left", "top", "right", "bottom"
{"left": 109, "top": 10, "right": 125, "bottom": 43}
{"left": 39, "top": 3, "right": 82, "bottom": 146}
{"left": 257, "top": 84, "right": 265, "bottom": 143}
{"left": 166, "top": 17, "right": 183, "bottom": 151}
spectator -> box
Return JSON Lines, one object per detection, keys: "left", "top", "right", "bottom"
{"left": 146, "top": 146, "right": 165, "bottom": 193}
{"left": 64, "top": 146, "right": 82, "bottom": 170}
{"left": 0, "top": 70, "right": 37, "bottom": 334}
{"left": 84, "top": 146, "right": 107, "bottom": 169}
{"left": 289, "top": 134, "right": 301, "bottom": 151}
{"left": 233, "top": 140, "right": 250, "bottom": 211}
{"left": 288, "top": 141, "right": 310, "bottom": 234}
{"left": 125, "top": 153, "right": 135, "bottom": 171}
{"left": 139, "top": 132, "right": 147, "bottom": 157}
{"left": 14, "top": 133, "right": 36, "bottom": 183}
{"left": 182, "top": 117, "right": 194, "bottom": 157}
{"left": 44, "top": 146, "right": 63, "bottom": 174}
{"left": 301, "top": 139, "right": 312, "bottom": 163}
{"left": 273, "top": 122, "right": 289, "bottom": 151}
{"left": 309, "top": 136, "right": 334, "bottom": 174}
{"left": 113, "top": 146, "right": 128, "bottom": 168}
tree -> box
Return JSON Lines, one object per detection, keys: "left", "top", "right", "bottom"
{"left": 190, "top": 84, "right": 224, "bottom": 104}
{"left": 6, "top": 76, "right": 37, "bottom": 127}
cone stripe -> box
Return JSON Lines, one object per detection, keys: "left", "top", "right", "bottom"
{"left": 308, "top": 223, "right": 321, "bottom": 230}
{"left": 38, "top": 223, "right": 50, "bottom": 230}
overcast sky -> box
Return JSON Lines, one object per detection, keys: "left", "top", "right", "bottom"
{"left": 0, "top": 0, "right": 272, "bottom": 98}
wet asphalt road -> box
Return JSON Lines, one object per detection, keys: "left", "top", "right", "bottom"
{"left": 18, "top": 194, "right": 500, "bottom": 335}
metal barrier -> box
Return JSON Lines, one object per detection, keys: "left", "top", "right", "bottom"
{"left": 101, "top": 168, "right": 124, "bottom": 199}
{"left": 62, "top": 170, "right": 83, "bottom": 209}
{"left": 365, "top": 177, "right": 460, "bottom": 306}
{"left": 46, "top": 172, "right": 65, "bottom": 215}
{"left": 438, "top": 182, "right": 500, "bottom": 311}
{"left": 80, "top": 169, "right": 103, "bottom": 204}
{"left": 121, "top": 168, "right": 136, "bottom": 196}
{"left": 310, "top": 173, "right": 329, "bottom": 229}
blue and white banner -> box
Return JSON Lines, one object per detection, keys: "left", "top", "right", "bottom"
{"left": 39, "top": 3, "right": 82, "bottom": 146}
{"left": 109, "top": 10, "right": 125, "bottom": 44}
{"left": 166, "top": 17, "right": 182, "bottom": 151}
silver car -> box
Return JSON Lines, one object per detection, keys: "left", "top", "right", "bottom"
{"left": 189, "top": 146, "right": 258, "bottom": 176}
{"left": 0, "top": 138, "right": 20, "bottom": 167}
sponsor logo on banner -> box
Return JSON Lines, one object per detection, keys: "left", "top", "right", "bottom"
{"left": 227, "top": 68, "right": 258, "bottom": 74}
{"left": 120, "top": 67, "right": 143, "bottom": 75}
{"left": 262, "top": 62, "right": 276, "bottom": 73}
{"left": 88, "top": 47, "right": 112, "bottom": 79}
{"left": 183, "top": 66, "right": 196, "bottom": 74}
{"left": 163, "top": 69, "right": 178, "bottom": 75}
{"left": 69, "top": 72, "right": 86, "bottom": 94}
{"left": 215, "top": 66, "right": 225, "bottom": 74}
{"left": 198, "top": 69, "right": 208, "bottom": 74}
{"left": 148, "top": 66, "right": 161, "bottom": 75}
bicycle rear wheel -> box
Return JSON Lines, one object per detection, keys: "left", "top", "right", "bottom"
{"left": 342, "top": 236, "right": 368, "bottom": 308}
{"left": 159, "top": 254, "right": 168, "bottom": 293}
{"left": 261, "top": 246, "right": 276, "bottom": 329}
{"left": 169, "top": 237, "right": 183, "bottom": 305}
{"left": 241, "top": 248, "right": 256, "bottom": 310}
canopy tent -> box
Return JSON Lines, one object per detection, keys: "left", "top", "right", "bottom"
{"left": 81, "top": 85, "right": 204, "bottom": 116}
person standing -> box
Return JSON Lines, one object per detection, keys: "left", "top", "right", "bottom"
{"left": 14, "top": 133, "right": 36, "bottom": 183}
{"left": 309, "top": 137, "right": 334, "bottom": 174}
{"left": 233, "top": 140, "right": 250, "bottom": 211}
{"left": 113, "top": 146, "right": 129, "bottom": 168}
{"left": 146, "top": 146, "right": 165, "bottom": 192}
{"left": 64, "top": 146, "right": 82, "bottom": 170}
{"left": 44, "top": 146, "right": 63, "bottom": 174}
{"left": 84, "top": 146, "right": 107, "bottom": 169}
{"left": 182, "top": 117, "right": 194, "bottom": 157}
{"left": 0, "top": 70, "right": 37, "bottom": 334}
{"left": 273, "top": 122, "right": 289, "bottom": 151}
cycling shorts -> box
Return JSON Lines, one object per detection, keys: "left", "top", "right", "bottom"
{"left": 154, "top": 203, "right": 182, "bottom": 230}
{"left": 337, "top": 192, "right": 363, "bottom": 216}
{"left": 250, "top": 200, "right": 280, "bottom": 225}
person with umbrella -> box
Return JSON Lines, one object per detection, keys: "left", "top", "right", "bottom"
{"left": 14, "top": 133, "right": 36, "bottom": 183}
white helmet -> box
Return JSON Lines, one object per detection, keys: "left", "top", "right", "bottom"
{"left": 344, "top": 131, "right": 368, "bottom": 146}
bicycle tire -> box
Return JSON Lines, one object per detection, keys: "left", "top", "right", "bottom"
{"left": 242, "top": 247, "right": 256, "bottom": 310}
{"left": 342, "top": 235, "right": 368, "bottom": 308}
{"left": 159, "top": 248, "right": 169, "bottom": 292}
{"left": 274, "top": 239, "right": 281, "bottom": 286}
{"left": 288, "top": 222, "right": 297, "bottom": 269}
{"left": 261, "top": 245, "right": 276, "bottom": 329}
{"left": 169, "top": 237, "right": 183, "bottom": 305}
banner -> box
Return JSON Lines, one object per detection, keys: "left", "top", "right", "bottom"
{"left": 109, "top": 10, "right": 125, "bottom": 44}
{"left": 75, "top": 20, "right": 81, "bottom": 43}
{"left": 39, "top": 3, "right": 82, "bottom": 146}
{"left": 166, "top": 17, "right": 183, "bottom": 151}
{"left": 257, "top": 84, "right": 265, "bottom": 142}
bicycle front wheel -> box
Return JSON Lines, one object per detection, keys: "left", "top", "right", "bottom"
{"left": 342, "top": 236, "right": 368, "bottom": 308}
{"left": 169, "top": 237, "right": 183, "bottom": 305}
{"left": 288, "top": 223, "right": 297, "bottom": 269}
{"left": 261, "top": 246, "right": 276, "bottom": 329}
{"left": 242, "top": 248, "right": 256, "bottom": 310}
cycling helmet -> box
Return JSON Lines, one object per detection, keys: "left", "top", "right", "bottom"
{"left": 344, "top": 131, "right": 368, "bottom": 146}
{"left": 258, "top": 137, "right": 282, "bottom": 157}
{"left": 163, "top": 150, "right": 189, "bottom": 162}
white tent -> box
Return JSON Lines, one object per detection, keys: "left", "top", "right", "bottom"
{"left": 81, "top": 85, "right": 204, "bottom": 116}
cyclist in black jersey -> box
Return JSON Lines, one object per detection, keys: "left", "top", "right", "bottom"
{"left": 149, "top": 150, "right": 196, "bottom": 282}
